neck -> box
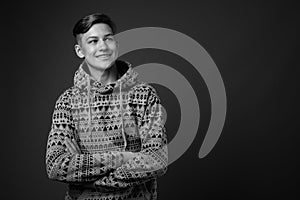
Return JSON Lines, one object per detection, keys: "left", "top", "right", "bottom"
{"left": 86, "top": 62, "right": 118, "bottom": 85}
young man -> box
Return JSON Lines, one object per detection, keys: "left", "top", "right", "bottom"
{"left": 45, "top": 13, "right": 168, "bottom": 200}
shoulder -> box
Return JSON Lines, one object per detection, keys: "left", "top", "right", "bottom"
{"left": 131, "top": 82, "right": 157, "bottom": 94}
{"left": 130, "top": 82, "right": 161, "bottom": 104}
{"left": 54, "top": 86, "right": 77, "bottom": 108}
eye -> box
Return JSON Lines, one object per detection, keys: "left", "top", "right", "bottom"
{"left": 88, "top": 40, "right": 98, "bottom": 44}
{"left": 104, "top": 37, "right": 114, "bottom": 41}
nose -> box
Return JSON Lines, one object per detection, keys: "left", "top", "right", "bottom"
{"left": 97, "top": 39, "right": 108, "bottom": 50}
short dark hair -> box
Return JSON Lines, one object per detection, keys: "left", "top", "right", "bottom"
{"left": 72, "top": 13, "right": 116, "bottom": 41}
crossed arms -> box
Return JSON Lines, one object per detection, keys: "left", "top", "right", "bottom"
{"left": 45, "top": 86, "right": 168, "bottom": 188}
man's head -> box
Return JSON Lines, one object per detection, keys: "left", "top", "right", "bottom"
{"left": 73, "top": 13, "right": 118, "bottom": 71}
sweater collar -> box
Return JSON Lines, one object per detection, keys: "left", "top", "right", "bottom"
{"left": 73, "top": 60, "right": 138, "bottom": 93}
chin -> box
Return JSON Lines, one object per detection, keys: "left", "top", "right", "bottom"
{"left": 91, "top": 60, "right": 115, "bottom": 70}
{"left": 101, "top": 64, "right": 115, "bottom": 70}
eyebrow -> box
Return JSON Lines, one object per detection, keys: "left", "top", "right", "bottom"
{"left": 86, "top": 33, "right": 114, "bottom": 41}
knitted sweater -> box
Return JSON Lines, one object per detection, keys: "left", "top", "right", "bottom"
{"left": 46, "top": 60, "right": 168, "bottom": 200}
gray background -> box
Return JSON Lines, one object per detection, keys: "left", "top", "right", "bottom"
{"left": 4, "top": 0, "right": 299, "bottom": 199}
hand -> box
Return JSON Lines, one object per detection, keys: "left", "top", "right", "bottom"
{"left": 121, "top": 152, "right": 135, "bottom": 163}
{"left": 113, "top": 152, "right": 135, "bottom": 169}
{"left": 64, "top": 137, "right": 81, "bottom": 154}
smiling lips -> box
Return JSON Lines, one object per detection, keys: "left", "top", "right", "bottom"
{"left": 96, "top": 54, "right": 111, "bottom": 59}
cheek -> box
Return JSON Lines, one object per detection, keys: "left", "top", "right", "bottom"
{"left": 109, "top": 42, "right": 117, "bottom": 51}
{"left": 113, "top": 49, "right": 118, "bottom": 57}
{"left": 111, "top": 46, "right": 118, "bottom": 57}
{"left": 85, "top": 47, "right": 97, "bottom": 56}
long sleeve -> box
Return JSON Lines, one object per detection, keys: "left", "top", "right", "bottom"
{"left": 94, "top": 86, "right": 168, "bottom": 188}
{"left": 45, "top": 90, "right": 120, "bottom": 183}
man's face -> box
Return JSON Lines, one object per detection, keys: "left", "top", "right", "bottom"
{"left": 75, "top": 23, "right": 118, "bottom": 70}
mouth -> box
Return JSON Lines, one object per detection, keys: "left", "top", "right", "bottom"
{"left": 96, "top": 54, "right": 111, "bottom": 59}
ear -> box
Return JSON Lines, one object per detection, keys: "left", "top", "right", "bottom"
{"left": 74, "top": 44, "right": 85, "bottom": 58}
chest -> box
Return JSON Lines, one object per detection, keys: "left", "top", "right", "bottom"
{"left": 70, "top": 91, "right": 146, "bottom": 153}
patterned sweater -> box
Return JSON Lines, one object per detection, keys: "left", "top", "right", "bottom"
{"left": 46, "top": 60, "right": 168, "bottom": 200}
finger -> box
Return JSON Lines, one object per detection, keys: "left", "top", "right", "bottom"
{"left": 68, "top": 139, "right": 78, "bottom": 154}
{"left": 65, "top": 138, "right": 76, "bottom": 154}
{"left": 64, "top": 139, "right": 73, "bottom": 153}
{"left": 64, "top": 139, "right": 72, "bottom": 153}
{"left": 115, "top": 152, "right": 124, "bottom": 168}
{"left": 72, "top": 138, "right": 81, "bottom": 153}
{"left": 68, "top": 138, "right": 80, "bottom": 154}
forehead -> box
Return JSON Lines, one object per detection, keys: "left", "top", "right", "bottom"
{"left": 80, "top": 23, "right": 113, "bottom": 41}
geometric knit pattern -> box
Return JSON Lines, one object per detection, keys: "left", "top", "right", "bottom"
{"left": 46, "top": 60, "right": 168, "bottom": 200}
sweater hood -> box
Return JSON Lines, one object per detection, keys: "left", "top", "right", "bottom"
{"left": 73, "top": 60, "right": 138, "bottom": 93}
